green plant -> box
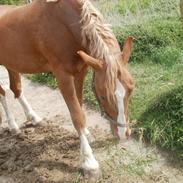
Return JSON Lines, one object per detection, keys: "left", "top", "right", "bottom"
{"left": 0, "top": 0, "right": 23, "bottom": 5}
{"left": 114, "top": 17, "right": 183, "bottom": 65}
{"left": 139, "top": 86, "right": 183, "bottom": 156}
{"left": 27, "top": 73, "right": 57, "bottom": 89}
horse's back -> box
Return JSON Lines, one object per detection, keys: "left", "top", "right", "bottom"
{"left": 0, "top": 0, "right": 83, "bottom": 74}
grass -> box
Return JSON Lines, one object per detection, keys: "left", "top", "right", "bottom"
{"left": 27, "top": 73, "right": 57, "bottom": 89}
{"left": 130, "top": 62, "right": 183, "bottom": 156}
{"left": 96, "top": 143, "right": 160, "bottom": 183}
{"left": 0, "top": 0, "right": 23, "bottom": 5}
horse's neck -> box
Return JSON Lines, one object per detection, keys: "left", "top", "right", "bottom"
{"left": 31, "top": 0, "right": 83, "bottom": 48}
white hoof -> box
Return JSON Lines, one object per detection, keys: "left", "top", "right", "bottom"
{"left": 27, "top": 112, "right": 42, "bottom": 125}
{"left": 82, "top": 158, "right": 99, "bottom": 172}
{"left": 8, "top": 121, "right": 21, "bottom": 134}
{"left": 82, "top": 161, "right": 101, "bottom": 181}
{"left": 11, "top": 127, "right": 21, "bottom": 135}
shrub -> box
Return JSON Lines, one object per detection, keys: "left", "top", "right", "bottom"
{"left": 114, "top": 17, "right": 183, "bottom": 65}
{"left": 27, "top": 73, "right": 57, "bottom": 89}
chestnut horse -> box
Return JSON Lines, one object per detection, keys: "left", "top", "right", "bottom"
{"left": 0, "top": 0, "right": 134, "bottom": 175}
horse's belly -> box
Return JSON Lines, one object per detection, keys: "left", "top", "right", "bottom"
{"left": 0, "top": 55, "right": 50, "bottom": 74}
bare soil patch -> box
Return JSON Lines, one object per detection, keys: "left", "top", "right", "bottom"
{"left": 0, "top": 116, "right": 182, "bottom": 183}
{"left": 0, "top": 117, "right": 111, "bottom": 183}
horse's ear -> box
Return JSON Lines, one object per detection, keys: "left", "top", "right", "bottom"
{"left": 121, "top": 36, "right": 135, "bottom": 64}
{"left": 77, "top": 51, "right": 104, "bottom": 70}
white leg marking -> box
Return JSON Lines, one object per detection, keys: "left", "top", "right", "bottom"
{"left": 18, "top": 92, "right": 42, "bottom": 125}
{"left": 84, "top": 128, "right": 90, "bottom": 136}
{"left": 84, "top": 128, "right": 95, "bottom": 143}
{"left": 80, "top": 133, "right": 99, "bottom": 171}
{"left": 0, "top": 95, "right": 19, "bottom": 131}
{"left": 115, "top": 79, "right": 127, "bottom": 139}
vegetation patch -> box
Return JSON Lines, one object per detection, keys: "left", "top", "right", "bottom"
{"left": 139, "top": 86, "right": 183, "bottom": 156}
{"left": 114, "top": 17, "right": 183, "bottom": 65}
{"left": 0, "top": 0, "right": 23, "bottom": 5}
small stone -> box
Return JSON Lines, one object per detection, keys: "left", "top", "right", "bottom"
{"left": 15, "top": 160, "right": 23, "bottom": 167}
{"left": 0, "top": 159, "right": 6, "bottom": 165}
{"left": 23, "top": 160, "right": 31, "bottom": 166}
{"left": 24, "top": 164, "right": 34, "bottom": 172}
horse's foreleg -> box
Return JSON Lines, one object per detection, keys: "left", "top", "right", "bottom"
{"left": 74, "top": 66, "right": 88, "bottom": 107}
{"left": 0, "top": 85, "right": 20, "bottom": 133}
{"left": 53, "top": 68, "right": 99, "bottom": 175}
{"left": 8, "top": 70, "right": 42, "bottom": 125}
{"left": 74, "top": 67, "right": 93, "bottom": 140}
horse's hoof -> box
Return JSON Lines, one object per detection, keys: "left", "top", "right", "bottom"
{"left": 26, "top": 112, "right": 42, "bottom": 126}
{"left": 82, "top": 167, "right": 101, "bottom": 182}
{"left": 11, "top": 128, "right": 21, "bottom": 135}
{"left": 31, "top": 117, "right": 43, "bottom": 126}
{"left": 32, "top": 118, "right": 47, "bottom": 128}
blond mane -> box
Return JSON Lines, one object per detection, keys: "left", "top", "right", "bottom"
{"left": 79, "top": 0, "right": 120, "bottom": 104}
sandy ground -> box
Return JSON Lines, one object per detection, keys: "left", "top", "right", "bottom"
{"left": 0, "top": 66, "right": 109, "bottom": 131}
{"left": 0, "top": 66, "right": 182, "bottom": 183}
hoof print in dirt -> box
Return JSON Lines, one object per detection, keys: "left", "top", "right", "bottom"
{"left": 23, "top": 164, "right": 34, "bottom": 172}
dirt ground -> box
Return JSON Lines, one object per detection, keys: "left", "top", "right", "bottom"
{"left": 0, "top": 66, "right": 183, "bottom": 183}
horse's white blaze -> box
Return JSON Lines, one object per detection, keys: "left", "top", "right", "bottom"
{"left": 0, "top": 94, "right": 19, "bottom": 131}
{"left": 18, "top": 92, "right": 42, "bottom": 125}
{"left": 80, "top": 133, "right": 99, "bottom": 170}
{"left": 115, "top": 79, "right": 127, "bottom": 139}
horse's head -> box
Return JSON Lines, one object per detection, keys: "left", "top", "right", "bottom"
{"left": 78, "top": 36, "right": 135, "bottom": 140}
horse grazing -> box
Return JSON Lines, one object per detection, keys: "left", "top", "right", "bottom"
{"left": 0, "top": 0, "right": 134, "bottom": 175}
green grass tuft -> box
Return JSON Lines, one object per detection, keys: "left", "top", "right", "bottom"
{"left": 114, "top": 17, "right": 183, "bottom": 65}
{"left": 139, "top": 86, "right": 183, "bottom": 155}
{"left": 0, "top": 0, "right": 24, "bottom": 5}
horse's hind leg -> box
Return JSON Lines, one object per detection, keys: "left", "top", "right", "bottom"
{"left": 8, "top": 70, "right": 42, "bottom": 125}
{"left": 0, "top": 84, "right": 20, "bottom": 133}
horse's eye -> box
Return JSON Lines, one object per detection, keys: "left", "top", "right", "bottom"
{"left": 100, "top": 96, "right": 106, "bottom": 101}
